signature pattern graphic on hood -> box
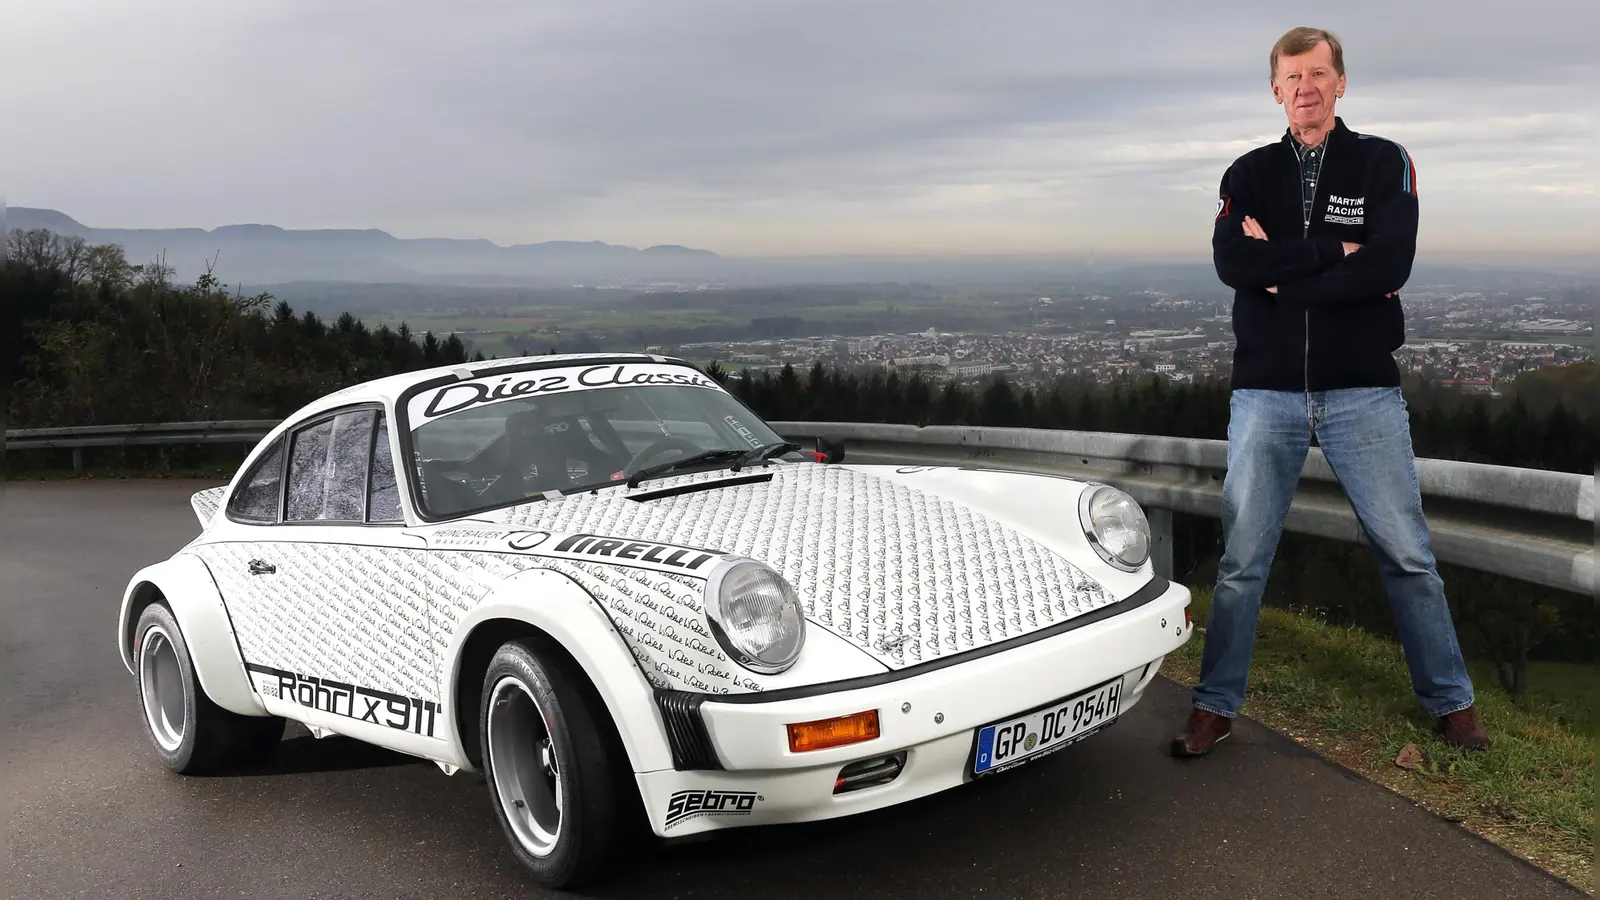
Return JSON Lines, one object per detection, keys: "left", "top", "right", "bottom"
{"left": 487, "top": 465, "right": 1116, "bottom": 670}
{"left": 428, "top": 549, "right": 764, "bottom": 694}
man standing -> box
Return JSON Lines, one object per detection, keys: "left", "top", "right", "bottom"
{"left": 1172, "top": 26, "right": 1491, "bottom": 757}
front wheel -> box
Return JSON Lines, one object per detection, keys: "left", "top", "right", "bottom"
{"left": 480, "top": 638, "right": 637, "bottom": 889}
{"left": 133, "top": 602, "right": 284, "bottom": 774}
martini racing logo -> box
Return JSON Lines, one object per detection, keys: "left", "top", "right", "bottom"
{"left": 663, "top": 789, "right": 761, "bottom": 829}
{"left": 1324, "top": 194, "right": 1364, "bottom": 225}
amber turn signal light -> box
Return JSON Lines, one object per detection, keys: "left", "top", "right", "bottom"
{"left": 787, "top": 709, "right": 880, "bottom": 753}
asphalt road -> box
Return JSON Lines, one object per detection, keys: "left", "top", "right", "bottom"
{"left": 2, "top": 478, "right": 1583, "bottom": 900}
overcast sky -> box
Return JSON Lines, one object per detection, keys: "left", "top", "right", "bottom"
{"left": 4, "top": 0, "right": 1595, "bottom": 261}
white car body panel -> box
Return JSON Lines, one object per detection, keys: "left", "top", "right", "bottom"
{"left": 695, "top": 580, "right": 1188, "bottom": 771}
{"left": 117, "top": 556, "right": 268, "bottom": 718}
{"left": 116, "top": 351, "right": 1194, "bottom": 846}
{"left": 858, "top": 464, "right": 1156, "bottom": 597}
{"left": 438, "top": 570, "right": 682, "bottom": 774}
{"left": 474, "top": 463, "right": 1136, "bottom": 681}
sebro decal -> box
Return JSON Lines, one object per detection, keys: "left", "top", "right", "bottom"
{"left": 663, "top": 789, "right": 762, "bottom": 829}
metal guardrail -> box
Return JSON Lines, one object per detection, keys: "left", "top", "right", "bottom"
{"left": 766, "top": 422, "right": 1595, "bottom": 599}
{"left": 6, "top": 420, "right": 279, "bottom": 471}
{"left": 6, "top": 420, "right": 278, "bottom": 448}
{"left": 8, "top": 418, "right": 1594, "bottom": 597}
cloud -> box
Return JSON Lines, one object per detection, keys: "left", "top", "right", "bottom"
{"left": 3, "top": 0, "right": 1596, "bottom": 260}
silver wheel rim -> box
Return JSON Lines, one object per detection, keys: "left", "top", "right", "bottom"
{"left": 486, "top": 674, "right": 563, "bottom": 857}
{"left": 138, "top": 624, "right": 186, "bottom": 752}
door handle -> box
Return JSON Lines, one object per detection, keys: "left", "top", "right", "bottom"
{"left": 248, "top": 559, "right": 276, "bottom": 576}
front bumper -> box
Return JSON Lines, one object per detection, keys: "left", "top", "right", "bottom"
{"left": 635, "top": 576, "right": 1193, "bottom": 837}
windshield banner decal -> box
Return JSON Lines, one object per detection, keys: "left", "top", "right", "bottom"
{"left": 407, "top": 362, "right": 724, "bottom": 425}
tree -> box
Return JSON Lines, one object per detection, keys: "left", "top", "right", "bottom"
{"left": 2, "top": 230, "right": 87, "bottom": 474}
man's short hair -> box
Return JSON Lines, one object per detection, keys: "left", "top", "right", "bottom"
{"left": 1271, "top": 27, "right": 1344, "bottom": 79}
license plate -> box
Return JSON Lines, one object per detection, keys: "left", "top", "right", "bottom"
{"left": 972, "top": 677, "right": 1122, "bottom": 776}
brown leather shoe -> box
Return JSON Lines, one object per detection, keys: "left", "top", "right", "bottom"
{"left": 1171, "top": 708, "right": 1232, "bottom": 757}
{"left": 1438, "top": 705, "right": 1491, "bottom": 751}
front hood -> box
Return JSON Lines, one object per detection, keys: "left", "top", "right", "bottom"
{"left": 471, "top": 462, "right": 1144, "bottom": 671}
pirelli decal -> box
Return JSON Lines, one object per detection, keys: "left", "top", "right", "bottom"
{"left": 247, "top": 663, "right": 439, "bottom": 738}
{"left": 547, "top": 533, "right": 722, "bottom": 573}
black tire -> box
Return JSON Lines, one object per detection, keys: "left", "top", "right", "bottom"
{"left": 479, "top": 638, "right": 637, "bottom": 890}
{"left": 132, "top": 603, "right": 285, "bottom": 775}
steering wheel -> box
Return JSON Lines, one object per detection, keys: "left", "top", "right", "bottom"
{"left": 623, "top": 436, "right": 705, "bottom": 474}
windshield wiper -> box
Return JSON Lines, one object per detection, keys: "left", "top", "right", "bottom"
{"left": 624, "top": 441, "right": 801, "bottom": 489}
{"left": 625, "top": 448, "right": 750, "bottom": 488}
{"left": 730, "top": 440, "right": 801, "bottom": 471}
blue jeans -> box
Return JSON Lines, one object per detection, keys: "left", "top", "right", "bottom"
{"left": 1191, "top": 387, "right": 1476, "bottom": 720}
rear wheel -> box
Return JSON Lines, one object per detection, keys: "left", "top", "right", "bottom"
{"left": 134, "top": 603, "right": 284, "bottom": 774}
{"left": 480, "top": 638, "right": 636, "bottom": 889}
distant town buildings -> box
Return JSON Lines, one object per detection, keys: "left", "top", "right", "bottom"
{"left": 672, "top": 288, "right": 1591, "bottom": 397}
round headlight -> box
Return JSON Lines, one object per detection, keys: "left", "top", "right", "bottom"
{"left": 1077, "top": 484, "right": 1151, "bottom": 571}
{"left": 704, "top": 559, "right": 807, "bottom": 674}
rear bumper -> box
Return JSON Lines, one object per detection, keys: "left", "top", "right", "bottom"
{"left": 635, "top": 576, "right": 1192, "bottom": 837}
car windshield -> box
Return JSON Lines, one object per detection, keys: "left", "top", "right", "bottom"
{"left": 401, "top": 360, "right": 795, "bottom": 519}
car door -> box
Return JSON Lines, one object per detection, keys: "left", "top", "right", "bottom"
{"left": 201, "top": 404, "right": 438, "bottom": 745}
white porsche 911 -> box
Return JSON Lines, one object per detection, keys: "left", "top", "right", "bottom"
{"left": 117, "top": 352, "right": 1193, "bottom": 889}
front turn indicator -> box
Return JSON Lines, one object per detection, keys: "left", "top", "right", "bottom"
{"left": 787, "top": 709, "right": 880, "bottom": 753}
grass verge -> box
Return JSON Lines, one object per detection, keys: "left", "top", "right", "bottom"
{"left": 1167, "top": 586, "right": 1595, "bottom": 892}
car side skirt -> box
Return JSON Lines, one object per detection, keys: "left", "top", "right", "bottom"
{"left": 249, "top": 684, "right": 452, "bottom": 764}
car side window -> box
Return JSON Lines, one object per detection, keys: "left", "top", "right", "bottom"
{"left": 226, "top": 437, "right": 286, "bottom": 523}
{"left": 367, "top": 411, "right": 403, "bottom": 523}
{"left": 285, "top": 409, "right": 376, "bottom": 522}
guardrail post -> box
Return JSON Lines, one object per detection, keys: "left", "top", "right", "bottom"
{"left": 71, "top": 447, "right": 82, "bottom": 471}
{"left": 1148, "top": 507, "right": 1173, "bottom": 582}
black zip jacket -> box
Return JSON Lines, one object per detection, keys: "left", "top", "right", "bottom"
{"left": 1213, "top": 116, "right": 1419, "bottom": 392}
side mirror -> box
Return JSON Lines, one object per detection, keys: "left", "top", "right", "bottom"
{"left": 812, "top": 435, "right": 846, "bottom": 464}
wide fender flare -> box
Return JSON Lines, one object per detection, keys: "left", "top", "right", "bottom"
{"left": 117, "top": 553, "right": 268, "bottom": 718}
{"left": 440, "top": 567, "right": 675, "bottom": 775}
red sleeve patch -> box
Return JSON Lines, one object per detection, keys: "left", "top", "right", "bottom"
{"left": 1215, "top": 194, "right": 1231, "bottom": 220}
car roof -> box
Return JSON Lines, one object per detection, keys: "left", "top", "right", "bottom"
{"left": 282, "top": 351, "right": 694, "bottom": 423}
